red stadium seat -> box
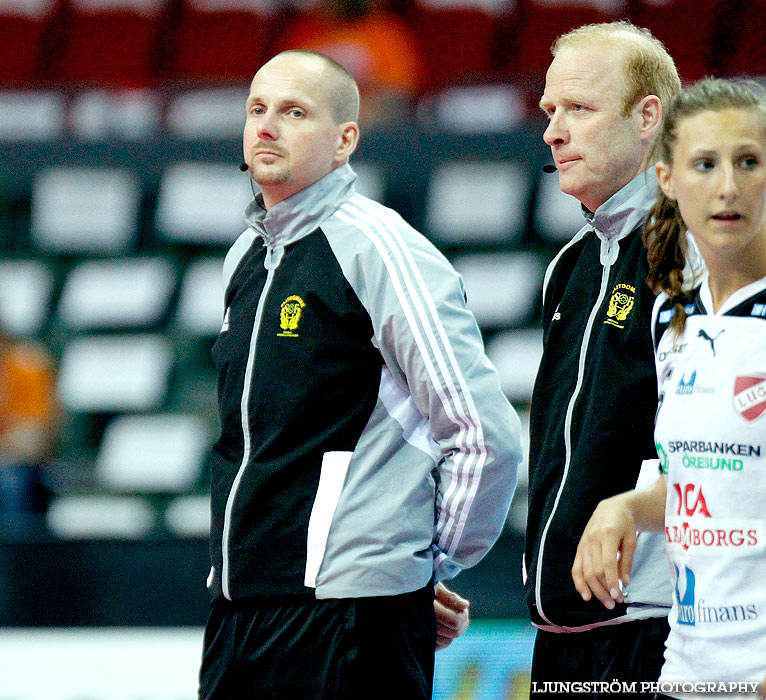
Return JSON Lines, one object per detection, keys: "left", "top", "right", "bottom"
{"left": 0, "top": 0, "right": 57, "bottom": 87}
{"left": 165, "top": 0, "right": 273, "bottom": 84}
{"left": 627, "top": 0, "right": 721, "bottom": 83}
{"left": 47, "top": 0, "right": 168, "bottom": 88}
{"left": 408, "top": 1, "right": 514, "bottom": 92}
{"left": 508, "top": 0, "right": 623, "bottom": 88}
{"left": 710, "top": 0, "right": 766, "bottom": 79}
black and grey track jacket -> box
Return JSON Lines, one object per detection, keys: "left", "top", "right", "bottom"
{"left": 525, "top": 169, "right": 672, "bottom": 631}
{"left": 207, "top": 164, "right": 521, "bottom": 602}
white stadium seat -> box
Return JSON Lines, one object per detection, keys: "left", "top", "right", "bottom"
{"left": 0, "top": 91, "right": 64, "bottom": 141}
{"left": 451, "top": 252, "right": 543, "bottom": 328}
{"left": 485, "top": 327, "right": 543, "bottom": 402}
{"left": 69, "top": 89, "right": 161, "bottom": 140}
{"left": 352, "top": 162, "right": 386, "bottom": 203}
{"left": 506, "top": 407, "right": 530, "bottom": 534}
{"left": 57, "top": 334, "right": 173, "bottom": 412}
{"left": 165, "top": 88, "right": 248, "bottom": 139}
{"left": 175, "top": 258, "right": 225, "bottom": 336}
{"left": 534, "top": 172, "right": 586, "bottom": 243}
{"left": 154, "top": 162, "right": 253, "bottom": 246}
{"left": 164, "top": 494, "right": 211, "bottom": 538}
{"left": 425, "top": 161, "right": 530, "bottom": 245}
{"left": 0, "top": 259, "right": 53, "bottom": 335}
{"left": 30, "top": 167, "right": 141, "bottom": 254}
{"left": 96, "top": 413, "right": 211, "bottom": 493}
{"left": 57, "top": 258, "right": 176, "bottom": 330}
{"left": 47, "top": 494, "right": 156, "bottom": 539}
{"left": 419, "top": 83, "right": 525, "bottom": 133}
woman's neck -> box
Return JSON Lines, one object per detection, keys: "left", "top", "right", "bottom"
{"left": 705, "top": 240, "right": 766, "bottom": 312}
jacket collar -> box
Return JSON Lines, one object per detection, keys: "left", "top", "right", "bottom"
{"left": 583, "top": 167, "right": 658, "bottom": 242}
{"left": 243, "top": 163, "right": 357, "bottom": 246}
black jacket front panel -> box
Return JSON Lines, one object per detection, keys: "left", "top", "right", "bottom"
{"left": 526, "top": 227, "right": 659, "bottom": 628}
{"left": 210, "top": 228, "right": 382, "bottom": 599}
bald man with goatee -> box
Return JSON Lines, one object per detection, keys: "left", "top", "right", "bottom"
{"left": 197, "top": 50, "right": 521, "bottom": 699}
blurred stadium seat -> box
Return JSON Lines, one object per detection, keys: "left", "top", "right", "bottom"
{"left": 451, "top": 252, "right": 543, "bottom": 328}
{"left": 69, "top": 88, "right": 161, "bottom": 139}
{"left": 30, "top": 166, "right": 142, "bottom": 254}
{"left": 533, "top": 170, "right": 586, "bottom": 242}
{"left": 708, "top": 0, "right": 766, "bottom": 79}
{"left": 408, "top": 0, "right": 516, "bottom": 91}
{"left": 627, "top": 0, "right": 721, "bottom": 83}
{"left": 166, "top": 0, "right": 273, "bottom": 84}
{"left": 508, "top": 0, "right": 624, "bottom": 84}
{"left": 47, "top": 0, "right": 169, "bottom": 88}
{"left": 164, "top": 492, "right": 211, "bottom": 537}
{"left": 57, "top": 334, "right": 173, "bottom": 413}
{"left": 484, "top": 327, "right": 543, "bottom": 402}
{"left": 56, "top": 257, "right": 176, "bottom": 330}
{"left": 0, "top": 91, "right": 66, "bottom": 141}
{"left": 425, "top": 160, "right": 531, "bottom": 245}
{"left": 175, "top": 257, "right": 225, "bottom": 337}
{"left": 154, "top": 162, "right": 253, "bottom": 246}
{"left": 506, "top": 406, "right": 530, "bottom": 533}
{"left": 46, "top": 493, "right": 157, "bottom": 537}
{"left": 417, "top": 83, "right": 526, "bottom": 132}
{"left": 165, "top": 87, "right": 246, "bottom": 138}
{"left": 351, "top": 161, "right": 386, "bottom": 203}
{"left": 0, "top": 259, "right": 54, "bottom": 336}
{"left": 0, "top": 0, "right": 56, "bottom": 88}
{"left": 95, "top": 413, "right": 211, "bottom": 493}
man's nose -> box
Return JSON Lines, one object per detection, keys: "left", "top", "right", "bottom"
{"left": 543, "top": 112, "right": 568, "bottom": 146}
{"left": 257, "top": 110, "right": 278, "bottom": 139}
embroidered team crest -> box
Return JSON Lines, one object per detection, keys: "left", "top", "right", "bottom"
{"left": 733, "top": 374, "right": 766, "bottom": 422}
{"left": 604, "top": 283, "right": 636, "bottom": 328}
{"left": 278, "top": 295, "right": 306, "bottom": 337}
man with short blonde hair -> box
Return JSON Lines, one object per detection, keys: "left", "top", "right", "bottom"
{"left": 525, "top": 23, "right": 680, "bottom": 696}
{"left": 552, "top": 21, "right": 681, "bottom": 115}
{"left": 434, "top": 20, "right": 684, "bottom": 695}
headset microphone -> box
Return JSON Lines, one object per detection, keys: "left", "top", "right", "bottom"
{"left": 239, "top": 161, "right": 258, "bottom": 199}
{"left": 542, "top": 164, "right": 557, "bottom": 173}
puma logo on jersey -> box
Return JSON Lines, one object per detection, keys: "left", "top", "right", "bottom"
{"left": 698, "top": 329, "right": 724, "bottom": 356}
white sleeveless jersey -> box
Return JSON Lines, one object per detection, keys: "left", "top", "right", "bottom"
{"left": 653, "top": 277, "right": 766, "bottom": 691}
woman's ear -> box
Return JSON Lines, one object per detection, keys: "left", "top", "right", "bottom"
{"left": 655, "top": 161, "right": 676, "bottom": 201}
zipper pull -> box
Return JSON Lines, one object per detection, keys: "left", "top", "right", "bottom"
{"left": 265, "top": 244, "right": 285, "bottom": 270}
{"left": 599, "top": 236, "right": 619, "bottom": 267}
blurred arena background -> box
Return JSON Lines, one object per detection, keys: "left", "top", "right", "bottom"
{"left": 0, "top": 0, "right": 762, "bottom": 697}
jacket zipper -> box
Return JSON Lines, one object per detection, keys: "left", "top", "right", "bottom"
{"left": 221, "top": 241, "right": 282, "bottom": 600}
{"left": 534, "top": 235, "right": 619, "bottom": 626}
